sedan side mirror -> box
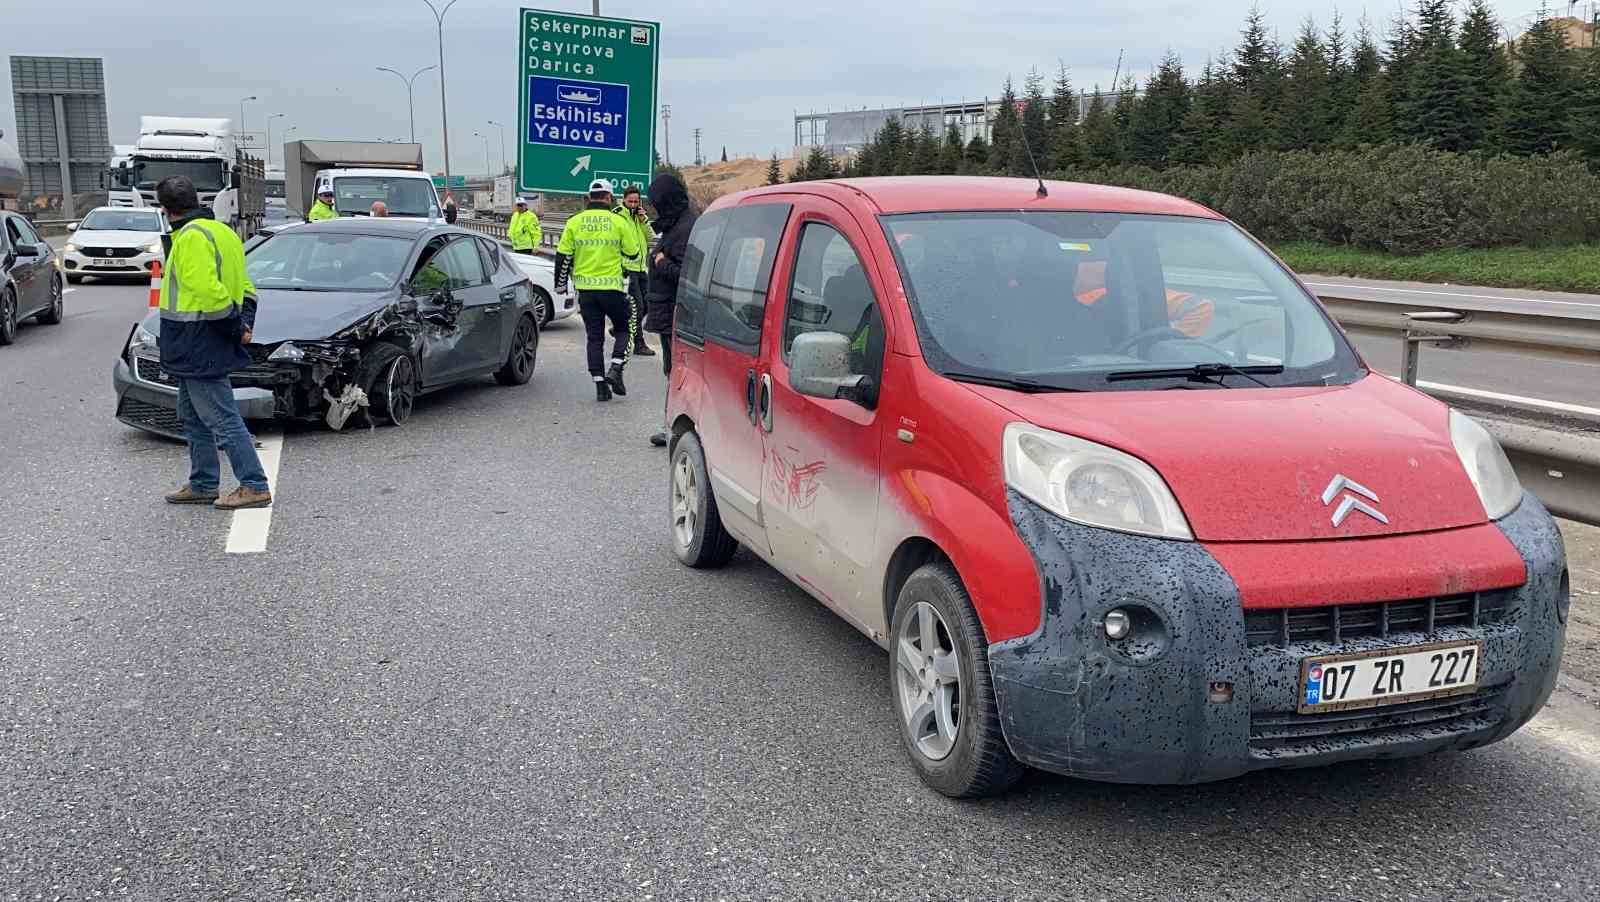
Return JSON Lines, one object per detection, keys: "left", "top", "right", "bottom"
{"left": 66, "top": 222, "right": 78, "bottom": 232}
{"left": 790, "top": 331, "right": 872, "bottom": 406}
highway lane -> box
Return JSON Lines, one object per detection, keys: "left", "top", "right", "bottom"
{"left": 3, "top": 277, "right": 1600, "bottom": 899}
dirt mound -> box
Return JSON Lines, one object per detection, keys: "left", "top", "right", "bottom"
{"left": 682, "top": 158, "right": 797, "bottom": 207}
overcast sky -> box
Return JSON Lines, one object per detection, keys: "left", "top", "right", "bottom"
{"left": 2, "top": 0, "right": 1559, "bottom": 175}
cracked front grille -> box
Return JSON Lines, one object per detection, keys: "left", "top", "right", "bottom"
{"left": 1243, "top": 590, "right": 1514, "bottom": 647}
{"left": 133, "top": 355, "right": 176, "bottom": 387}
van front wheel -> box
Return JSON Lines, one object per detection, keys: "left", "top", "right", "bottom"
{"left": 669, "top": 431, "right": 738, "bottom": 568}
{"left": 890, "top": 562, "right": 1024, "bottom": 798}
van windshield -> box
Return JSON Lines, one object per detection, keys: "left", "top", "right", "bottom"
{"left": 882, "top": 212, "right": 1364, "bottom": 391}
{"left": 333, "top": 176, "right": 435, "bottom": 217}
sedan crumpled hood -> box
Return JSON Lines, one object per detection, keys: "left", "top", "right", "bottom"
{"left": 244, "top": 288, "right": 396, "bottom": 346}
{"left": 966, "top": 373, "right": 1490, "bottom": 543}
{"left": 73, "top": 229, "right": 160, "bottom": 248}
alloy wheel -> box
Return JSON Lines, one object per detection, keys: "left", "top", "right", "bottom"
{"left": 671, "top": 451, "right": 700, "bottom": 551}
{"left": 533, "top": 290, "right": 552, "bottom": 328}
{"left": 896, "top": 601, "right": 962, "bottom": 761}
{"left": 512, "top": 318, "right": 537, "bottom": 379}
{"left": 50, "top": 277, "right": 63, "bottom": 318}
{"left": 386, "top": 355, "right": 416, "bottom": 424}
{"left": 0, "top": 290, "right": 15, "bottom": 344}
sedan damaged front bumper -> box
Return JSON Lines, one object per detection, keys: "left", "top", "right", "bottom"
{"left": 112, "top": 354, "right": 276, "bottom": 440}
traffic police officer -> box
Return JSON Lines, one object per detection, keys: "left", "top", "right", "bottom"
{"left": 307, "top": 184, "right": 338, "bottom": 222}
{"left": 555, "top": 178, "right": 643, "bottom": 401}
{"left": 508, "top": 198, "right": 540, "bottom": 255}
{"left": 154, "top": 175, "right": 273, "bottom": 510}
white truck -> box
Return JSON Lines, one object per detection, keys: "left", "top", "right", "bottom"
{"left": 106, "top": 144, "right": 147, "bottom": 208}
{"left": 283, "top": 140, "right": 440, "bottom": 221}
{"left": 118, "top": 117, "right": 264, "bottom": 237}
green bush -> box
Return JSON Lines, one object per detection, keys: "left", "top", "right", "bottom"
{"left": 1054, "top": 145, "right": 1600, "bottom": 254}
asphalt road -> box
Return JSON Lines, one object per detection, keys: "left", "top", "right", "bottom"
{"left": 3, "top": 276, "right": 1600, "bottom": 900}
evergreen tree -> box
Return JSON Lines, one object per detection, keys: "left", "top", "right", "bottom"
{"left": 1409, "top": 0, "right": 1472, "bottom": 151}
{"left": 1327, "top": 12, "right": 1353, "bottom": 135}
{"left": 721, "top": 146, "right": 728, "bottom": 163}
{"left": 1189, "top": 59, "right": 1235, "bottom": 162}
{"left": 1111, "top": 75, "right": 1139, "bottom": 164}
{"left": 765, "top": 152, "right": 782, "bottom": 185}
{"left": 1232, "top": 7, "right": 1284, "bottom": 148}
{"left": 989, "top": 79, "right": 1021, "bottom": 174}
{"left": 1079, "top": 88, "right": 1119, "bottom": 165}
{"left": 1224, "top": 86, "right": 1272, "bottom": 157}
{"left": 1572, "top": 47, "right": 1600, "bottom": 167}
{"left": 1170, "top": 100, "right": 1215, "bottom": 166}
{"left": 1281, "top": 18, "right": 1334, "bottom": 150}
{"left": 964, "top": 133, "right": 990, "bottom": 173}
{"left": 1019, "top": 68, "right": 1050, "bottom": 175}
{"left": 1128, "top": 52, "right": 1190, "bottom": 168}
{"left": 911, "top": 123, "right": 940, "bottom": 175}
{"left": 877, "top": 117, "right": 911, "bottom": 175}
{"left": 790, "top": 145, "right": 838, "bottom": 182}
{"left": 1502, "top": 8, "right": 1579, "bottom": 155}
{"left": 1337, "top": 18, "right": 1388, "bottom": 148}
{"left": 1459, "top": 0, "right": 1512, "bottom": 151}
{"left": 940, "top": 124, "right": 966, "bottom": 174}
{"left": 1046, "top": 62, "right": 1083, "bottom": 171}
{"left": 1386, "top": 15, "right": 1421, "bottom": 141}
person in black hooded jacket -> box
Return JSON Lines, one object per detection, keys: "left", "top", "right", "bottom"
{"left": 643, "top": 173, "right": 697, "bottom": 447}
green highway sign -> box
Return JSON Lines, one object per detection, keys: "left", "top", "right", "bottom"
{"left": 431, "top": 175, "right": 466, "bottom": 189}
{"left": 517, "top": 7, "right": 659, "bottom": 197}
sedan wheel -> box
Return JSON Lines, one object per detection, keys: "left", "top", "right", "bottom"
{"left": 494, "top": 314, "right": 538, "bottom": 386}
{"left": 0, "top": 289, "right": 16, "bottom": 346}
{"left": 384, "top": 355, "right": 416, "bottom": 424}
{"left": 531, "top": 288, "right": 552, "bottom": 329}
{"left": 36, "top": 275, "right": 64, "bottom": 325}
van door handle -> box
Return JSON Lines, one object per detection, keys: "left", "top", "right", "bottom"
{"left": 745, "top": 369, "right": 758, "bottom": 425}
{"left": 758, "top": 372, "right": 773, "bottom": 433}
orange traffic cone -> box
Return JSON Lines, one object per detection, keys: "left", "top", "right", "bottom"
{"left": 148, "top": 260, "right": 162, "bottom": 309}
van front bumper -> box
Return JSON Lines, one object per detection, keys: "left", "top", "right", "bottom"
{"left": 988, "top": 490, "right": 1568, "bottom": 785}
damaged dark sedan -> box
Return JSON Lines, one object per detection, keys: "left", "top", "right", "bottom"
{"left": 112, "top": 218, "right": 541, "bottom": 439}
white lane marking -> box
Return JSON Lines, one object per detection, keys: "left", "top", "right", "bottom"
{"left": 1305, "top": 280, "right": 1600, "bottom": 310}
{"left": 1376, "top": 371, "right": 1600, "bottom": 418}
{"left": 225, "top": 433, "right": 283, "bottom": 554}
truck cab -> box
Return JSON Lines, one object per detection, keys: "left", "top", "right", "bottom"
{"left": 313, "top": 169, "right": 441, "bottom": 221}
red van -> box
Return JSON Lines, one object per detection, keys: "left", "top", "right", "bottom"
{"left": 663, "top": 177, "right": 1569, "bottom": 798}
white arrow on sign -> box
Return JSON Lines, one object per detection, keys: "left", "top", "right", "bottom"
{"left": 570, "top": 155, "right": 592, "bottom": 177}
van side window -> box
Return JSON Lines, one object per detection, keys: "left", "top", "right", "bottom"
{"left": 673, "top": 209, "right": 729, "bottom": 344}
{"left": 783, "top": 223, "right": 884, "bottom": 385}
{"left": 702, "top": 203, "right": 792, "bottom": 355}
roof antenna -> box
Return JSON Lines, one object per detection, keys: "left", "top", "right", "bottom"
{"left": 1016, "top": 120, "right": 1049, "bottom": 198}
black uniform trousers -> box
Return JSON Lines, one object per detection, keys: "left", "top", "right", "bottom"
{"left": 577, "top": 290, "right": 633, "bottom": 377}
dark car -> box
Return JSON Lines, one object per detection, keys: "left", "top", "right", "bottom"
{"left": 1, "top": 211, "right": 65, "bottom": 345}
{"left": 112, "top": 218, "right": 541, "bottom": 438}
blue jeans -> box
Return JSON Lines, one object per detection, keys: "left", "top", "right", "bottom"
{"left": 176, "top": 376, "right": 269, "bottom": 493}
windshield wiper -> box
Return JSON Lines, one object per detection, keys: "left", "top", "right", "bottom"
{"left": 1106, "top": 362, "right": 1284, "bottom": 388}
{"left": 943, "top": 372, "right": 1079, "bottom": 393}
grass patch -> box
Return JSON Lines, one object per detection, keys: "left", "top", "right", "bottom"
{"left": 1272, "top": 242, "right": 1600, "bottom": 294}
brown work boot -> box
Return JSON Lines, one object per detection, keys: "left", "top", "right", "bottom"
{"left": 165, "top": 484, "right": 219, "bottom": 505}
{"left": 213, "top": 487, "right": 273, "bottom": 510}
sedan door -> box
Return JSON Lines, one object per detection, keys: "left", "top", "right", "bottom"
{"left": 410, "top": 236, "right": 503, "bottom": 385}
{"left": 3, "top": 215, "right": 45, "bottom": 316}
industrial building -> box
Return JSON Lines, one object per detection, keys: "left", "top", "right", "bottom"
{"left": 793, "top": 91, "right": 1133, "bottom": 159}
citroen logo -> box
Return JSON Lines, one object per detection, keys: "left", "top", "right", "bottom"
{"left": 1321, "top": 474, "right": 1389, "bottom": 526}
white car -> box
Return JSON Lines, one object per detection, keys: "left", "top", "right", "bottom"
{"left": 508, "top": 251, "right": 576, "bottom": 328}
{"left": 63, "top": 207, "right": 167, "bottom": 283}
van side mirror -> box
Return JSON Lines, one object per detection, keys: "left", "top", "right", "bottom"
{"left": 790, "top": 331, "right": 872, "bottom": 406}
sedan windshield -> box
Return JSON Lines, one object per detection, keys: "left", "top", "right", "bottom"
{"left": 79, "top": 210, "right": 163, "bottom": 232}
{"left": 883, "top": 212, "right": 1363, "bottom": 391}
{"left": 333, "top": 177, "right": 435, "bottom": 217}
{"left": 245, "top": 232, "right": 413, "bottom": 291}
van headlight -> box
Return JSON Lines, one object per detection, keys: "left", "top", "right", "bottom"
{"left": 1003, "top": 423, "right": 1193, "bottom": 540}
{"left": 1449, "top": 410, "right": 1522, "bottom": 519}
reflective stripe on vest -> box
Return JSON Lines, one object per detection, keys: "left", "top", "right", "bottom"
{"left": 163, "top": 222, "right": 226, "bottom": 318}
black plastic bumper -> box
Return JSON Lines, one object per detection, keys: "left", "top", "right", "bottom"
{"left": 988, "top": 490, "right": 1568, "bottom": 784}
{"left": 112, "top": 356, "right": 277, "bottom": 441}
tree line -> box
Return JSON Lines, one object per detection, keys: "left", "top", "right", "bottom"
{"left": 777, "top": 1, "right": 1600, "bottom": 184}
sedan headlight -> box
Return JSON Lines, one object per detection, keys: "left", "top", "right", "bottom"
{"left": 1449, "top": 410, "right": 1522, "bottom": 519}
{"left": 64, "top": 243, "right": 78, "bottom": 253}
{"left": 267, "top": 342, "right": 305, "bottom": 362}
{"left": 128, "top": 320, "right": 159, "bottom": 356}
{"left": 1003, "top": 423, "right": 1193, "bottom": 540}
{"left": 145, "top": 241, "right": 162, "bottom": 255}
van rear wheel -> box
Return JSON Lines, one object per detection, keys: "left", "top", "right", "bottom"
{"left": 891, "top": 562, "right": 1024, "bottom": 799}
{"left": 669, "top": 431, "right": 738, "bottom": 568}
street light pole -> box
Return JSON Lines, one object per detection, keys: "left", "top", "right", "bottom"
{"left": 486, "top": 120, "right": 508, "bottom": 176}
{"left": 239, "top": 95, "right": 257, "bottom": 151}
{"left": 421, "top": 0, "right": 461, "bottom": 185}
{"left": 474, "top": 132, "right": 490, "bottom": 178}
{"left": 376, "top": 65, "right": 436, "bottom": 144}
{"left": 266, "top": 113, "right": 285, "bottom": 169}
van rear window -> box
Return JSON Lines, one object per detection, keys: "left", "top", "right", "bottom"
{"left": 701, "top": 203, "right": 792, "bottom": 356}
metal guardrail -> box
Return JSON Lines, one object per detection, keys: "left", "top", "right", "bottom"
{"left": 1318, "top": 292, "right": 1600, "bottom": 526}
